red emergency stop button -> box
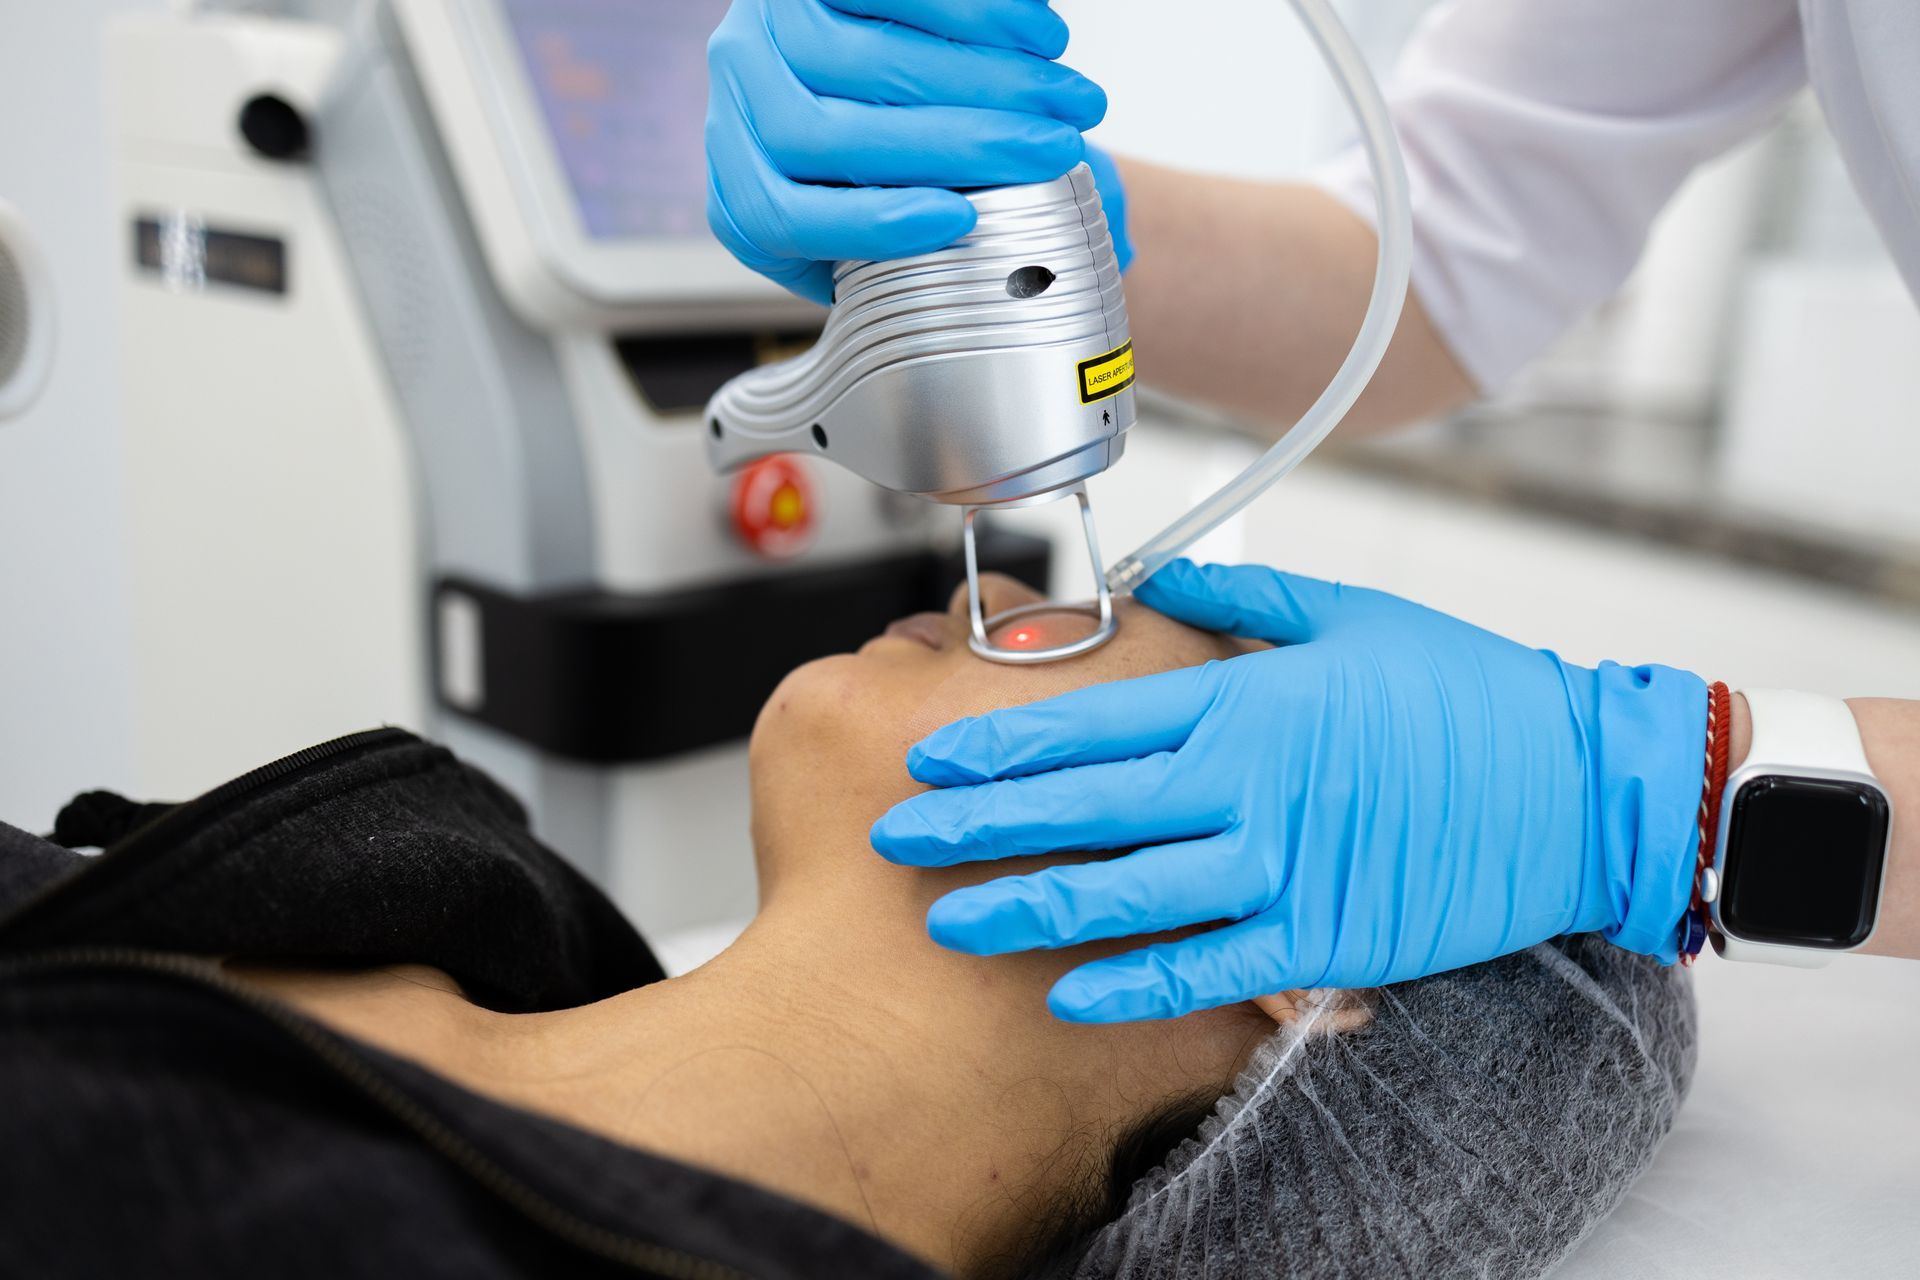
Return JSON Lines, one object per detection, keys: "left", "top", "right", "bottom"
{"left": 729, "top": 455, "right": 818, "bottom": 559}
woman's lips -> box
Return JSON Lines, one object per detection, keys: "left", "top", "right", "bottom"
{"left": 883, "top": 612, "right": 949, "bottom": 651}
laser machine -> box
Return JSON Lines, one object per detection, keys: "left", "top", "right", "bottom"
{"left": 111, "top": 0, "right": 1043, "bottom": 933}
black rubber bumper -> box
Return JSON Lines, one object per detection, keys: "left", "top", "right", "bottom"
{"left": 432, "top": 532, "right": 1050, "bottom": 764}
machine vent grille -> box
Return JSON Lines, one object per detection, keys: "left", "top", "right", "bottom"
{"left": 0, "top": 235, "right": 28, "bottom": 392}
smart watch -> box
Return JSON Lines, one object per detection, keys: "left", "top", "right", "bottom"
{"left": 1708, "top": 689, "right": 1894, "bottom": 966}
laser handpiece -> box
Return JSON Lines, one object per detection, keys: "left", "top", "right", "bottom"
{"left": 705, "top": 164, "right": 1133, "bottom": 664}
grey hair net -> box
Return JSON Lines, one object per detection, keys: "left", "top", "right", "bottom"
{"left": 1074, "top": 934, "right": 1697, "bottom": 1279}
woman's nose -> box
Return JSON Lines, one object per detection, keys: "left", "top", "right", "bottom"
{"left": 947, "top": 572, "right": 1046, "bottom": 621}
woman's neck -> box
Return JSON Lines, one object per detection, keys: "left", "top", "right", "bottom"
{"left": 532, "top": 919, "right": 1063, "bottom": 1270}
{"left": 233, "top": 839, "right": 1273, "bottom": 1277}
{"left": 536, "top": 852, "right": 1275, "bottom": 1274}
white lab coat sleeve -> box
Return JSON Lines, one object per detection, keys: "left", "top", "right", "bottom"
{"left": 1311, "top": 0, "right": 1807, "bottom": 393}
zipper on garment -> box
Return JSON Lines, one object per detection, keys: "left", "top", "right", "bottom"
{"left": 0, "top": 947, "right": 750, "bottom": 1280}
{"left": 90, "top": 726, "right": 414, "bottom": 862}
{"left": 2, "top": 728, "right": 417, "bottom": 944}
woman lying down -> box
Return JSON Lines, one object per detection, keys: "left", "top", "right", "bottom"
{"left": 0, "top": 576, "right": 1694, "bottom": 1280}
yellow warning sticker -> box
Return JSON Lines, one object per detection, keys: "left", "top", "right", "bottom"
{"left": 1077, "top": 341, "right": 1136, "bottom": 404}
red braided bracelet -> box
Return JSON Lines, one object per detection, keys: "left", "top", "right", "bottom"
{"left": 1680, "top": 682, "right": 1733, "bottom": 965}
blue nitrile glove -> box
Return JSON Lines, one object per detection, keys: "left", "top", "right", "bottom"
{"left": 870, "top": 560, "right": 1708, "bottom": 1023}
{"left": 707, "top": 0, "right": 1111, "bottom": 305}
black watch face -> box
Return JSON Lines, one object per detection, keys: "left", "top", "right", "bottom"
{"left": 1721, "top": 775, "right": 1890, "bottom": 948}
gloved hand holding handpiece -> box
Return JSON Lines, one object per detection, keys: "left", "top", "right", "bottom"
{"left": 871, "top": 560, "right": 1709, "bottom": 1022}
{"left": 705, "top": 0, "right": 1128, "bottom": 304}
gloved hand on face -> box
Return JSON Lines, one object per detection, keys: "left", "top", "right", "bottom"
{"left": 872, "top": 560, "right": 1707, "bottom": 1023}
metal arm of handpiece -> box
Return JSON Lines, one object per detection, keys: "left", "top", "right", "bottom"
{"left": 1106, "top": 0, "right": 1413, "bottom": 596}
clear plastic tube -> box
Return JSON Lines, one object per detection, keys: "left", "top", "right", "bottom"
{"left": 1106, "top": 0, "right": 1413, "bottom": 595}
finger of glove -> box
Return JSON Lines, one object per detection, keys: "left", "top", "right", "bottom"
{"left": 906, "top": 664, "right": 1220, "bottom": 787}
{"left": 925, "top": 836, "right": 1270, "bottom": 954}
{"left": 1134, "top": 559, "right": 1351, "bottom": 646}
{"left": 759, "top": 96, "right": 1085, "bottom": 189}
{"left": 707, "top": 186, "right": 973, "bottom": 296}
{"left": 1047, "top": 915, "right": 1313, "bottom": 1023}
{"left": 873, "top": 751, "right": 1229, "bottom": 867}
{"left": 764, "top": 259, "right": 838, "bottom": 307}
{"left": 781, "top": 5, "right": 1105, "bottom": 127}
{"left": 706, "top": 127, "right": 979, "bottom": 273}
{"left": 820, "top": 0, "right": 1071, "bottom": 58}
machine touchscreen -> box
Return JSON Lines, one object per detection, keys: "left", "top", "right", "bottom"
{"left": 498, "top": 0, "right": 729, "bottom": 242}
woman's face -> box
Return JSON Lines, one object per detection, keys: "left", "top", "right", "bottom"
{"left": 748, "top": 574, "right": 1261, "bottom": 877}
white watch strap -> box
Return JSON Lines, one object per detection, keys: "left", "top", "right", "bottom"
{"left": 1714, "top": 688, "right": 1876, "bottom": 967}
{"left": 1739, "top": 688, "right": 1873, "bottom": 775}
{"left": 1713, "top": 931, "right": 1834, "bottom": 967}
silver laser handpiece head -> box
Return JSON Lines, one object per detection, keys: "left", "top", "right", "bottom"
{"left": 705, "top": 163, "right": 1136, "bottom": 504}
{"left": 704, "top": 163, "right": 1135, "bottom": 664}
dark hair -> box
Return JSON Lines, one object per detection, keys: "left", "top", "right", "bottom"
{"left": 983, "top": 1091, "right": 1220, "bottom": 1280}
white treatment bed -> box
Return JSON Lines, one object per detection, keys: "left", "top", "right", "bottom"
{"left": 1553, "top": 951, "right": 1920, "bottom": 1279}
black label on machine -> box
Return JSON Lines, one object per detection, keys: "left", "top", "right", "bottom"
{"left": 134, "top": 215, "right": 288, "bottom": 296}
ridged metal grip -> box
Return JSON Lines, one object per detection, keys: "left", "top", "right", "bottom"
{"left": 704, "top": 164, "right": 1135, "bottom": 507}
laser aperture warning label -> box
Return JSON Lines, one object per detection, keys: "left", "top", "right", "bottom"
{"left": 1078, "top": 341, "right": 1135, "bottom": 404}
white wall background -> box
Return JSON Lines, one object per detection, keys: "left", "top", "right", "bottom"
{"left": 0, "top": 0, "right": 164, "bottom": 828}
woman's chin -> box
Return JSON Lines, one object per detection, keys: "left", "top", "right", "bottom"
{"left": 748, "top": 652, "right": 872, "bottom": 765}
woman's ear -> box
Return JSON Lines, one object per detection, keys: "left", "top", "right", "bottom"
{"left": 1251, "top": 992, "right": 1304, "bottom": 1025}
{"left": 1251, "top": 990, "right": 1377, "bottom": 1033}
